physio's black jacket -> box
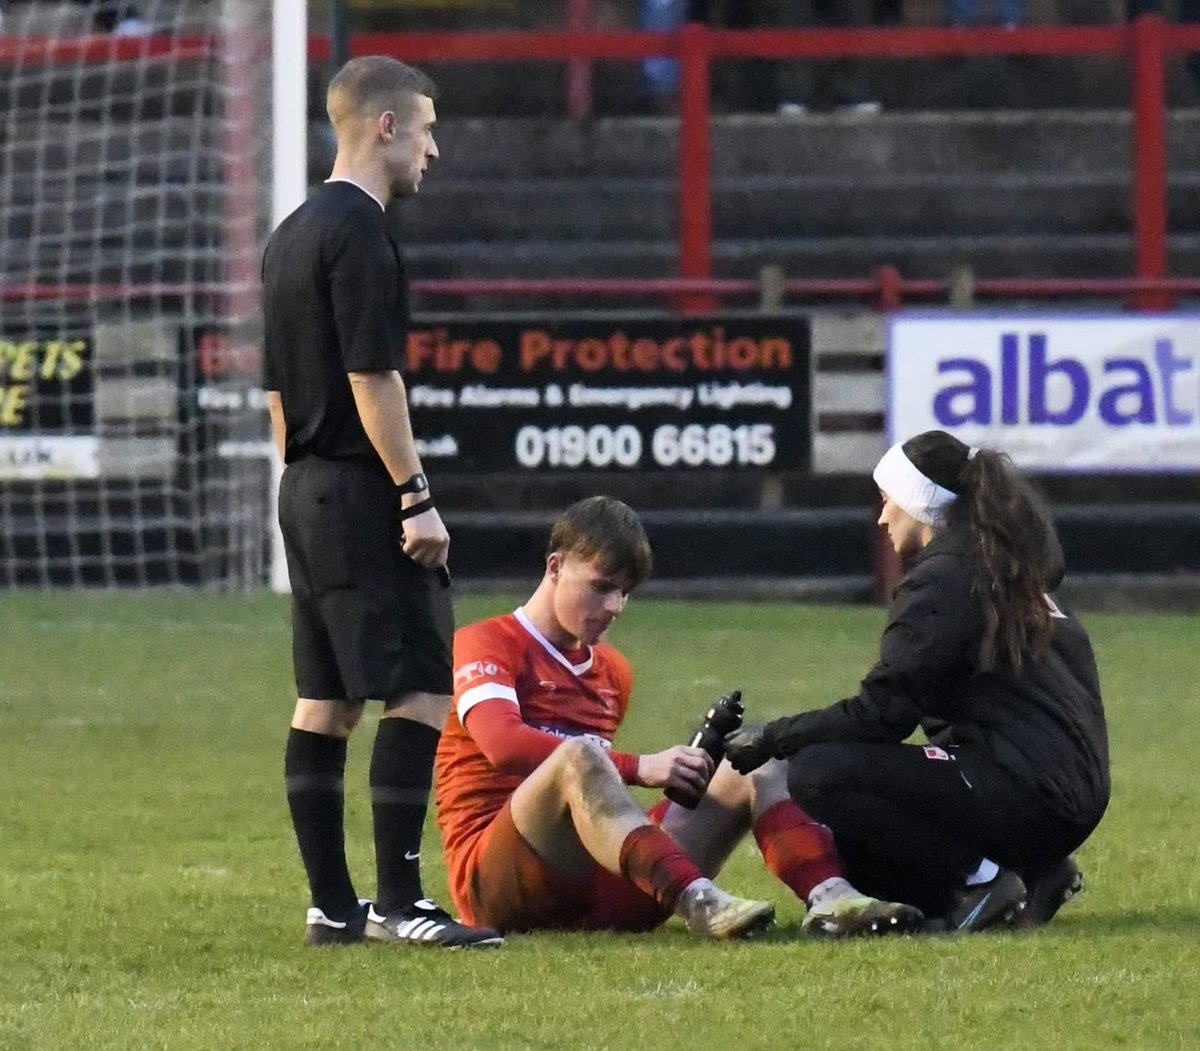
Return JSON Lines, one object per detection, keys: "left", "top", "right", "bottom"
{"left": 768, "top": 526, "right": 1110, "bottom": 828}
{"left": 263, "top": 181, "right": 409, "bottom": 465}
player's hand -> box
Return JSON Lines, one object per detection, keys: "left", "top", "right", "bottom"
{"left": 636, "top": 745, "right": 714, "bottom": 796}
{"left": 723, "top": 723, "right": 776, "bottom": 774}
{"left": 400, "top": 503, "right": 450, "bottom": 568}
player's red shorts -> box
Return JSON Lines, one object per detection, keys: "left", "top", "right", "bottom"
{"left": 453, "top": 799, "right": 673, "bottom": 933}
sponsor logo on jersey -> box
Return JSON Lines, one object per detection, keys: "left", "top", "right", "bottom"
{"left": 454, "top": 660, "right": 499, "bottom": 689}
{"left": 529, "top": 723, "right": 613, "bottom": 748}
{"left": 923, "top": 745, "right": 952, "bottom": 761}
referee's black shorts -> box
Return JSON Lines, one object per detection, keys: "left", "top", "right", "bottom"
{"left": 278, "top": 456, "right": 453, "bottom": 702}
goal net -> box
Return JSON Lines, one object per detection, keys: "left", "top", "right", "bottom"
{"left": 0, "top": 0, "right": 275, "bottom": 587}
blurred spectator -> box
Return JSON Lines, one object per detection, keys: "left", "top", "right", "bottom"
{"left": 1128, "top": 2, "right": 1200, "bottom": 91}
{"left": 86, "top": 1, "right": 149, "bottom": 34}
{"left": 640, "top": 0, "right": 690, "bottom": 110}
{"left": 640, "top": 1, "right": 881, "bottom": 114}
{"left": 758, "top": 1, "right": 882, "bottom": 114}
{"left": 4, "top": 1, "right": 151, "bottom": 34}
{"left": 946, "top": 0, "right": 1028, "bottom": 28}
{"left": 870, "top": 0, "right": 904, "bottom": 24}
{"left": 1128, "top": 0, "right": 1200, "bottom": 19}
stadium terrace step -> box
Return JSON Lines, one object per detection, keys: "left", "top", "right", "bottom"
{"left": 0, "top": 119, "right": 225, "bottom": 182}
{"left": 375, "top": 110, "right": 1200, "bottom": 296}
{"left": 403, "top": 232, "right": 1187, "bottom": 281}
{"left": 0, "top": 63, "right": 216, "bottom": 121}
{"left": 420, "top": 111, "right": 1200, "bottom": 181}
{"left": 5, "top": 180, "right": 225, "bottom": 244}
{"left": 375, "top": 54, "right": 1194, "bottom": 119}
{"left": 404, "top": 173, "right": 1200, "bottom": 242}
{"left": 6, "top": 110, "right": 1200, "bottom": 305}
{"left": 0, "top": 251, "right": 222, "bottom": 290}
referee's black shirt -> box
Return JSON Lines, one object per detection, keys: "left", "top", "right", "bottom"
{"left": 263, "top": 181, "right": 409, "bottom": 465}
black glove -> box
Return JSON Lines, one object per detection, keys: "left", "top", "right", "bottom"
{"left": 723, "top": 722, "right": 776, "bottom": 774}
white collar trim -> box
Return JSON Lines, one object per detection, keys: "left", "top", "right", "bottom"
{"left": 513, "top": 606, "right": 594, "bottom": 676}
{"left": 325, "top": 177, "right": 385, "bottom": 211}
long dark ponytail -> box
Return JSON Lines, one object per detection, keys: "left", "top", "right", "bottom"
{"left": 902, "top": 432, "right": 1058, "bottom": 673}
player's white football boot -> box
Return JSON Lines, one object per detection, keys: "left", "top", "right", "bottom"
{"left": 802, "top": 894, "right": 924, "bottom": 939}
{"left": 678, "top": 882, "right": 776, "bottom": 940}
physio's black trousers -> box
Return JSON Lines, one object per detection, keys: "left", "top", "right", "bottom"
{"left": 786, "top": 742, "right": 1094, "bottom": 916}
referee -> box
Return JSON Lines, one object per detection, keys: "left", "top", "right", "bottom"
{"left": 263, "top": 56, "right": 501, "bottom": 948}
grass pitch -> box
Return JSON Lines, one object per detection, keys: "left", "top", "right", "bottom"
{"left": 0, "top": 592, "right": 1197, "bottom": 1050}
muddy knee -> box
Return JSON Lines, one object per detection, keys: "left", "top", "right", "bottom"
{"left": 554, "top": 737, "right": 621, "bottom": 799}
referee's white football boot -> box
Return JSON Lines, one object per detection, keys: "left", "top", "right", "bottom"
{"left": 305, "top": 899, "right": 370, "bottom": 947}
{"left": 677, "top": 882, "right": 776, "bottom": 940}
{"left": 365, "top": 899, "right": 505, "bottom": 949}
{"left": 802, "top": 894, "right": 925, "bottom": 939}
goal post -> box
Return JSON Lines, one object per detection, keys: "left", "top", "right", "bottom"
{"left": 269, "top": 0, "right": 307, "bottom": 594}
{"left": 0, "top": 0, "right": 285, "bottom": 589}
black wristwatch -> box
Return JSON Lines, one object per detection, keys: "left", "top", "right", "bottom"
{"left": 396, "top": 473, "right": 428, "bottom": 496}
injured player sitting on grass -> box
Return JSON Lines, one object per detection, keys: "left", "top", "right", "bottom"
{"left": 433, "top": 496, "right": 923, "bottom": 940}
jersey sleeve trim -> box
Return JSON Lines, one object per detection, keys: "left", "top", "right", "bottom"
{"left": 609, "top": 750, "right": 640, "bottom": 785}
{"left": 457, "top": 682, "right": 519, "bottom": 722}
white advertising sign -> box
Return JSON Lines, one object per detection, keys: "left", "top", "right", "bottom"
{"left": 888, "top": 316, "right": 1200, "bottom": 471}
{"left": 0, "top": 435, "right": 100, "bottom": 480}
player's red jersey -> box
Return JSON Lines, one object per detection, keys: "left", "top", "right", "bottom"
{"left": 435, "top": 607, "right": 633, "bottom": 910}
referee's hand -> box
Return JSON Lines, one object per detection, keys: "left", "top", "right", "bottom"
{"left": 400, "top": 504, "right": 450, "bottom": 570}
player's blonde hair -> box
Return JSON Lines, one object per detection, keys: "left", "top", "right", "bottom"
{"left": 326, "top": 56, "right": 437, "bottom": 128}
{"left": 548, "top": 496, "right": 652, "bottom": 590}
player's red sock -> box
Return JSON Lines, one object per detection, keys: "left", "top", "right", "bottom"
{"left": 753, "top": 800, "right": 843, "bottom": 902}
{"left": 618, "top": 824, "right": 704, "bottom": 912}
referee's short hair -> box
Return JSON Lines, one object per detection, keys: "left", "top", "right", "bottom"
{"left": 327, "top": 56, "right": 438, "bottom": 125}
{"left": 548, "top": 497, "right": 653, "bottom": 589}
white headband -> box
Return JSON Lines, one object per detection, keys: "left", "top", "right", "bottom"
{"left": 873, "top": 443, "right": 958, "bottom": 526}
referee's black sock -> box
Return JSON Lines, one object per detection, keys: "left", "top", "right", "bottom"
{"left": 370, "top": 716, "right": 440, "bottom": 914}
{"left": 285, "top": 728, "right": 358, "bottom": 919}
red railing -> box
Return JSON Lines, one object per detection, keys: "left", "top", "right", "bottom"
{"left": 308, "top": 15, "right": 1200, "bottom": 312}
{"left": 5, "top": 18, "right": 1200, "bottom": 311}
{"left": 8, "top": 275, "right": 1200, "bottom": 310}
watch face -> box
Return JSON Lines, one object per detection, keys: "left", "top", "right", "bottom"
{"left": 400, "top": 473, "right": 428, "bottom": 495}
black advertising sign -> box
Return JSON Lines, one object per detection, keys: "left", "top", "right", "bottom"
{"left": 405, "top": 316, "right": 811, "bottom": 472}
{"left": 0, "top": 333, "right": 97, "bottom": 479}
{"left": 184, "top": 324, "right": 273, "bottom": 467}
{"left": 0, "top": 334, "right": 93, "bottom": 431}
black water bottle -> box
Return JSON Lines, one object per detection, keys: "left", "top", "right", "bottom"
{"left": 664, "top": 690, "right": 744, "bottom": 809}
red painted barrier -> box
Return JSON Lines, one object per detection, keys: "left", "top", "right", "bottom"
{"left": 301, "top": 16, "right": 1196, "bottom": 314}
{"left": 5, "top": 18, "right": 1200, "bottom": 312}
{"left": 8, "top": 276, "right": 1200, "bottom": 312}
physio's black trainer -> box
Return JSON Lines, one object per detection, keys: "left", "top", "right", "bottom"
{"left": 947, "top": 869, "right": 1027, "bottom": 932}
{"left": 305, "top": 900, "right": 369, "bottom": 946}
{"left": 1015, "top": 857, "right": 1084, "bottom": 930}
{"left": 365, "top": 899, "right": 505, "bottom": 949}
